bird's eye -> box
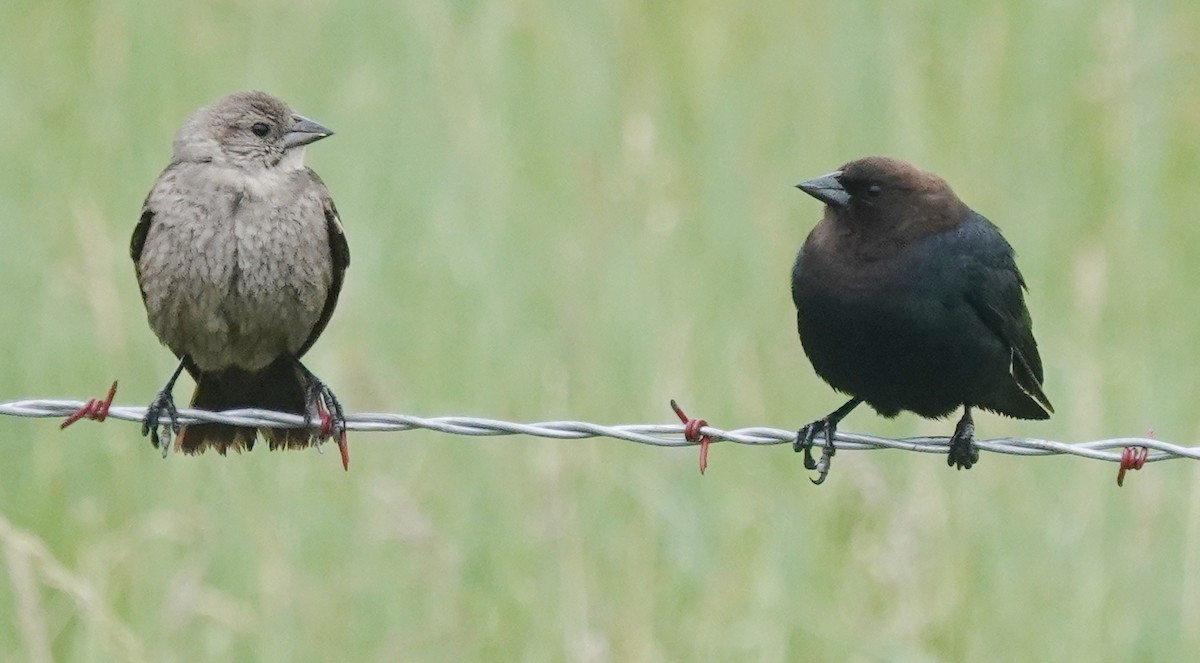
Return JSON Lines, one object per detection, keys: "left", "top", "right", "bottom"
{"left": 250, "top": 122, "right": 270, "bottom": 137}
{"left": 867, "top": 184, "right": 882, "bottom": 197}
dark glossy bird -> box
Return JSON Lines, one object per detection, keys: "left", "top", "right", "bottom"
{"left": 790, "top": 156, "right": 1051, "bottom": 482}
{"left": 132, "top": 91, "right": 350, "bottom": 460}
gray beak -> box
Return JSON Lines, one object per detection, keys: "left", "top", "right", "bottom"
{"left": 795, "top": 171, "right": 850, "bottom": 208}
{"left": 283, "top": 114, "right": 334, "bottom": 149}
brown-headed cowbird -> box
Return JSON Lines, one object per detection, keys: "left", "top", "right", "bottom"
{"left": 791, "top": 156, "right": 1051, "bottom": 482}
{"left": 131, "top": 91, "right": 350, "bottom": 457}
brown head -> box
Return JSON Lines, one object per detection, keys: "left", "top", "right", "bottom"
{"left": 172, "top": 90, "right": 334, "bottom": 170}
{"left": 796, "top": 156, "right": 972, "bottom": 255}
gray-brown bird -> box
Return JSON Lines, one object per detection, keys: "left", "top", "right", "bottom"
{"left": 131, "top": 90, "right": 350, "bottom": 458}
{"left": 791, "top": 156, "right": 1051, "bottom": 482}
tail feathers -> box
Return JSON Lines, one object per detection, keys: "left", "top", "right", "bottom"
{"left": 263, "top": 426, "right": 316, "bottom": 451}
{"left": 178, "top": 423, "right": 256, "bottom": 454}
{"left": 176, "top": 357, "right": 314, "bottom": 455}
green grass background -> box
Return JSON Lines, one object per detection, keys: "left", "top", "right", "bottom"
{"left": 2, "top": 0, "right": 1200, "bottom": 660}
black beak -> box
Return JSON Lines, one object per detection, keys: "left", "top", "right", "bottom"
{"left": 795, "top": 171, "right": 849, "bottom": 208}
{"left": 283, "top": 114, "right": 334, "bottom": 149}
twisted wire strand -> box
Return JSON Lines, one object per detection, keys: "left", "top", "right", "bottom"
{"left": 0, "top": 397, "right": 1190, "bottom": 465}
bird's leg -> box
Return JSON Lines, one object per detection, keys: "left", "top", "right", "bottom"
{"left": 297, "top": 360, "right": 350, "bottom": 470}
{"left": 142, "top": 358, "right": 186, "bottom": 457}
{"left": 296, "top": 360, "right": 346, "bottom": 440}
{"left": 795, "top": 397, "right": 862, "bottom": 485}
{"left": 947, "top": 406, "right": 979, "bottom": 470}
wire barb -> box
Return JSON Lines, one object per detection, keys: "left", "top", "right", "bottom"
{"left": 311, "top": 396, "right": 350, "bottom": 471}
{"left": 59, "top": 381, "right": 118, "bottom": 429}
{"left": 5, "top": 395, "right": 1196, "bottom": 478}
{"left": 1117, "top": 446, "right": 1148, "bottom": 486}
{"left": 670, "top": 400, "right": 712, "bottom": 475}
{"left": 1117, "top": 428, "right": 1152, "bottom": 487}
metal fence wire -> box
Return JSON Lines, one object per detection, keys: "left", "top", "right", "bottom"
{"left": 0, "top": 384, "right": 1187, "bottom": 485}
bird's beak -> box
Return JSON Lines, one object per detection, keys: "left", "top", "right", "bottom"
{"left": 795, "top": 171, "right": 850, "bottom": 208}
{"left": 283, "top": 114, "right": 334, "bottom": 149}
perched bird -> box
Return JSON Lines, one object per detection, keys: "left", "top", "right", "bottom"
{"left": 131, "top": 90, "right": 350, "bottom": 460}
{"left": 790, "top": 156, "right": 1051, "bottom": 482}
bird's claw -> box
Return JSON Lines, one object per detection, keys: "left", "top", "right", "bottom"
{"left": 794, "top": 423, "right": 819, "bottom": 469}
{"left": 141, "top": 389, "right": 180, "bottom": 457}
{"left": 304, "top": 380, "right": 345, "bottom": 439}
{"left": 947, "top": 414, "right": 978, "bottom": 470}
{"left": 795, "top": 419, "right": 837, "bottom": 485}
{"left": 304, "top": 376, "right": 349, "bottom": 470}
{"left": 308, "top": 399, "right": 330, "bottom": 452}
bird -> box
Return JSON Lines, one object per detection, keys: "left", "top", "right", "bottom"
{"left": 790, "top": 156, "right": 1051, "bottom": 482}
{"left": 131, "top": 90, "right": 351, "bottom": 462}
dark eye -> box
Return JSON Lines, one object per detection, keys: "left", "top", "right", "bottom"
{"left": 251, "top": 122, "right": 270, "bottom": 137}
{"left": 867, "top": 184, "right": 882, "bottom": 197}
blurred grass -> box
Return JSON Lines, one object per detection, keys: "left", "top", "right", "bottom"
{"left": 2, "top": 0, "right": 1200, "bottom": 660}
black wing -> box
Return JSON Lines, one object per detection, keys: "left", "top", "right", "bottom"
{"left": 130, "top": 202, "right": 154, "bottom": 302}
{"left": 295, "top": 168, "right": 350, "bottom": 359}
{"left": 960, "top": 215, "right": 1053, "bottom": 416}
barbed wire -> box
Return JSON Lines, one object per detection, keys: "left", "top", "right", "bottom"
{"left": 1, "top": 393, "right": 1192, "bottom": 473}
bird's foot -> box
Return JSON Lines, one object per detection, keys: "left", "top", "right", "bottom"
{"left": 304, "top": 376, "right": 349, "bottom": 470}
{"left": 141, "top": 388, "right": 180, "bottom": 457}
{"left": 794, "top": 418, "right": 838, "bottom": 485}
{"left": 947, "top": 411, "right": 979, "bottom": 470}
